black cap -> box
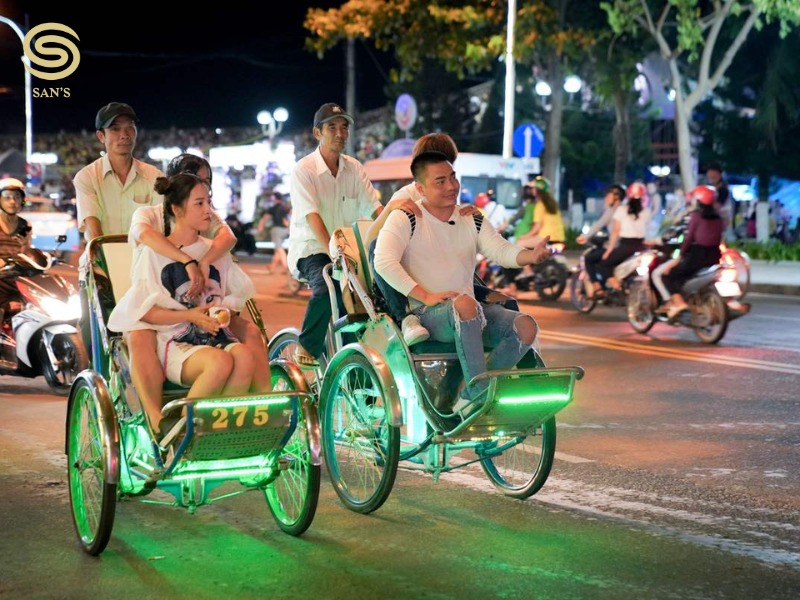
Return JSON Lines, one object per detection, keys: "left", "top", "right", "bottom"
{"left": 95, "top": 102, "right": 137, "bottom": 130}
{"left": 313, "top": 103, "right": 353, "bottom": 128}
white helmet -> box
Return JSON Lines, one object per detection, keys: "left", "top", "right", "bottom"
{"left": 0, "top": 177, "right": 26, "bottom": 198}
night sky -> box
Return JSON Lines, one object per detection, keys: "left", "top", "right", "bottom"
{"left": 0, "top": 1, "right": 395, "bottom": 136}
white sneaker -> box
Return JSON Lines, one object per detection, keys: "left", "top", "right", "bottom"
{"left": 401, "top": 315, "right": 430, "bottom": 346}
{"left": 451, "top": 396, "right": 483, "bottom": 419}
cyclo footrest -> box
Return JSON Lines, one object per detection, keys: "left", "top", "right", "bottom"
{"left": 162, "top": 392, "right": 306, "bottom": 461}
{"left": 448, "top": 366, "right": 584, "bottom": 440}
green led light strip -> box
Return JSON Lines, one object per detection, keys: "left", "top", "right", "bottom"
{"left": 497, "top": 393, "right": 570, "bottom": 404}
{"left": 170, "top": 466, "right": 275, "bottom": 482}
{"left": 194, "top": 396, "right": 292, "bottom": 409}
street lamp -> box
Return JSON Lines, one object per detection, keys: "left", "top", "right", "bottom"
{"left": 0, "top": 16, "right": 33, "bottom": 166}
{"left": 257, "top": 108, "right": 289, "bottom": 141}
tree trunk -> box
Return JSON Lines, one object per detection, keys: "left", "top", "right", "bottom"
{"left": 612, "top": 88, "right": 631, "bottom": 184}
{"left": 670, "top": 58, "right": 696, "bottom": 191}
{"left": 543, "top": 57, "right": 564, "bottom": 202}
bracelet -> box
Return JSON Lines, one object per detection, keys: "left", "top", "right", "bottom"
{"left": 183, "top": 259, "right": 199, "bottom": 268}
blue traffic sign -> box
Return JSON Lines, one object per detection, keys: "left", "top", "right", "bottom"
{"left": 512, "top": 123, "right": 544, "bottom": 158}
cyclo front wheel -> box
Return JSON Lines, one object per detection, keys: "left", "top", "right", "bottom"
{"left": 66, "top": 376, "right": 118, "bottom": 555}
{"left": 321, "top": 352, "right": 399, "bottom": 513}
{"left": 268, "top": 328, "right": 301, "bottom": 362}
{"left": 478, "top": 350, "right": 556, "bottom": 499}
{"left": 264, "top": 362, "right": 320, "bottom": 535}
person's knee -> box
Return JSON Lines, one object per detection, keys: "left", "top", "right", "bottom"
{"left": 513, "top": 314, "right": 537, "bottom": 346}
{"left": 230, "top": 345, "right": 256, "bottom": 375}
{"left": 453, "top": 294, "right": 479, "bottom": 320}
{"left": 129, "top": 330, "right": 158, "bottom": 366}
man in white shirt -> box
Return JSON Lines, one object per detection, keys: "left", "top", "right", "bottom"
{"left": 373, "top": 151, "right": 551, "bottom": 417}
{"left": 74, "top": 102, "right": 164, "bottom": 357}
{"left": 287, "top": 103, "right": 383, "bottom": 365}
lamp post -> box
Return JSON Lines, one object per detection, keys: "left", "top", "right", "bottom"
{"left": 0, "top": 16, "right": 33, "bottom": 166}
{"left": 256, "top": 108, "right": 289, "bottom": 141}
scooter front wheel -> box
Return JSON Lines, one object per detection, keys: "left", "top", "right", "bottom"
{"left": 40, "top": 332, "right": 89, "bottom": 392}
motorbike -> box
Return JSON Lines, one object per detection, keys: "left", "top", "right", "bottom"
{"left": 476, "top": 242, "right": 570, "bottom": 301}
{"left": 0, "top": 240, "right": 88, "bottom": 391}
{"left": 568, "top": 233, "right": 643, "bottom": 313}
{"left": 626, "top": 246, "right": 750, "bottom": 344}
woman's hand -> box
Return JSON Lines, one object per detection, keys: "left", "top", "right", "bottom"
{"left": 458, "top": 204, "right": 480, "bottom": 217}
{"left": 187, "top": 304, "right": 220, "bottom": 334}
{"left": 184, "top": 261, "right": 206, "bottom": 299}
{"left": 602, "top": 250, "right": 611, "bottom": 260}
{"left": 388, "top": 196, "right": 421, "bottom": 218}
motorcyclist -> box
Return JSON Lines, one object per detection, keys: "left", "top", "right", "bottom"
{"left": 576, "top": 184, "right": 624, "bottom": 292}
{"left": 592, "top": 181, "right": 650, "bottom": 297}
{"left": 660, "top": 185, "right": 724, "bottom": 319}
{"left": 0, "top": 178, "right": 32, "bottom": 325}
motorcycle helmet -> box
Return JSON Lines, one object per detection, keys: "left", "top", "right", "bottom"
{"left": 0, "top": 178, "right": 26, "bottom": 215}
{"left": 626, "top": 181, "right": 647, "bottom": 201}
{"left": 532, "top": 176, "right": 551, "bottom": 194}
{"left": 474, "top": 192, "right": 490, "bottom": 208}
{"left": 688, "top": 185, "right": 717, "bottom": 206}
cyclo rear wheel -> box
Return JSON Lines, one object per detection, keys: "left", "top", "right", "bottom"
{"left": 66, "top": 376, "right": 118, "bottom": 555}
{"left": 321, "top": 352, "right": 399, "bottom": 513}
{"left": 264, "top": 362, "right": 320, "bottom": 535}
{"left": 478, "top": 351, "right": 557, "bottom": 499}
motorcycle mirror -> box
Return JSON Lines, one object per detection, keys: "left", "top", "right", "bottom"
{"left": 57, "top": 234, "right": 67, "bottom": 244}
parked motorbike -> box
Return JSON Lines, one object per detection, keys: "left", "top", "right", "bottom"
{"left": 0, "top": 241, "right": 88, "bottom": 391}
{"left": 476, "top": 242, "right": 570, "bottom": 301}
{"left": 626, "top": 247, "right": 750, "bottom": 344}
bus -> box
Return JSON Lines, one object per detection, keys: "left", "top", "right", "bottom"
{"left": 363, "top": 153, "right": 541, "bottom": 211}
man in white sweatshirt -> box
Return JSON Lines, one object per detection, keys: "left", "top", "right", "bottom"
{"left": 373, "top": 151, "right": 551, "bottom": 417}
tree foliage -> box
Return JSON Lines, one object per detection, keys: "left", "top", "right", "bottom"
{"left": 601, "top": 0, "right": 800, "bottom": 188}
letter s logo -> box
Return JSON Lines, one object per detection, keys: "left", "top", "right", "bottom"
{"left": 23, "top": 23, "right": 80, "bottom": 81}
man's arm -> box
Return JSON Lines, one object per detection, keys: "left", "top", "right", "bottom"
{"left": 73, "top": 168, "right": 103, "bottom": 241}
{"left": 579, "top": 206, "right": 614, "bottom": 242}
{"left": 478, "top": 218, "right": 551, "bottom": 268}
{"left": 307, "top": 212, "right": 331, "bottom": 253}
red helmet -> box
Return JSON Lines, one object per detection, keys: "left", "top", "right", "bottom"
{"left": 626, "top": 182, "right": 647, "bottom": 200}
{"left": 475, "top": 192, "right": 490, "bottom": 208}
{"left": 688, "top": 185, "right": 717, "bottom": 206}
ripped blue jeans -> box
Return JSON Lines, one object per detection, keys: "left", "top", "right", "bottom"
{"left": 412, "top": 298, "right": 536, "bottom": 401}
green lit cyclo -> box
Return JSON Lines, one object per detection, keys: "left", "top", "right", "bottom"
{"left": 66, "top": 235, "right": 321, "bottom": 556}
{"left": 269, "top": 221, "right": 584, "bottom": 514}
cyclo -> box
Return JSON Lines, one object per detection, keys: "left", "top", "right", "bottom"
{"left": 65, "top": 235, "right": 321, "bottom": 555}
{"left": 269, "top": 221, "right": 584, "bottom": 514}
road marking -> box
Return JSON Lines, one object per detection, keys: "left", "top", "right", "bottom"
{"left": 540, "top": 331, "right": 800, "bottom": 374}
{"left": 430, "top": 467, "right": 800, "bottom": 569}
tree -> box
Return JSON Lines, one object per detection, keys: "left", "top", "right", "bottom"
{"left": 602, "top": 0, "right": 800, "bottom": 189}
{"left": 304, "top": 1, "right": 597, "bottom": 192}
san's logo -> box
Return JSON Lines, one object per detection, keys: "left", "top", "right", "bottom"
{"left": 23, "top": 23, "right": 80, "bottom": 81}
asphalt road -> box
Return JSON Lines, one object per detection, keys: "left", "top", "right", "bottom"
{"left": 1, "top": 258, "right": 799, "bottom": 599}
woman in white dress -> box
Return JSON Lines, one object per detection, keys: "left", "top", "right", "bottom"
{"left": 109, "top": 173, "right": 266, "bottom": 438}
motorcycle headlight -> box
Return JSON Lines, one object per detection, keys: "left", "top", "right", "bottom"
{"left": 40, "top": 295, "right": 82, "bottom": 320}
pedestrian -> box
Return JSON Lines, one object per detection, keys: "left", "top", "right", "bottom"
{"left": 265, "top": 191, "right": 291, "bottom": 274}
{"left": 287, "top": 103, "right": 383, "bottom": 366}
{"left": 706, "top": 161, "right": 732, "bottom": 238}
